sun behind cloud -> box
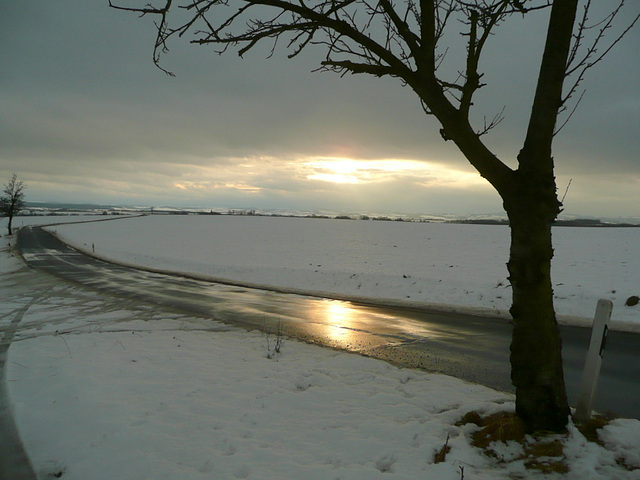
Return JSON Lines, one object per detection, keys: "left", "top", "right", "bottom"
{"left": 305, "top": 158, "right": 364, "bottom": 184}
{"left": 302, "top": 157, "right": 484, "bottom": 188}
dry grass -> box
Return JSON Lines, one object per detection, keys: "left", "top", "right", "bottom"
{"left": 459, "top": 412, "right": 526, "bottom": 449}
{"left": 459, "top": 411, "right": 567, "bottom": 473}
{"left": 433, "top": 435, "right": 451, "bottom": 464}
{"left": 523, "top": 439, "right": 569, "bottom": 474}
{"left": 455, "top": 411, "right": 637, "bottom": 475}
{"left": 574, "top": 413, "right": 615, "bottom": 444}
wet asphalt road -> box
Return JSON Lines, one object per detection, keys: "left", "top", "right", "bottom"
{"left": 16, "top": 226, "right": 640, "bottom": 419}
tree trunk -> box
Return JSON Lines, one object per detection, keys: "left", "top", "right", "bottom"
{"left": 7, "top": 215, "right": 12, "bottom": 236}
{"left": 499, "top": 0, "right": 579, "bottom": 433}
{"left": 504, "top": 174, "right": 570, "bottom": 432}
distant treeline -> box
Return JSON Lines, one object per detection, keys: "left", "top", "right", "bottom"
{"left": 18, "top": 203, "right": 639, "bottom": 227}
{"left": 223, "top": 210, "right": 430, "bottom": 222}
{"left": 449, "top": 218, "right": 639, "bottom": 228}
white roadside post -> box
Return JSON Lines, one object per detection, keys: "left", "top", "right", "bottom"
{"left": 574, "top": 299, "right": 613, "bottom": 423}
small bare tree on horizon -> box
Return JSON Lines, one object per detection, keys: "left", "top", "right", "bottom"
{"left": 1, "top": 174, "right": 27, "bottom": 236}
{"left": 109, "top": 0, "right": 638, "bottom": 433}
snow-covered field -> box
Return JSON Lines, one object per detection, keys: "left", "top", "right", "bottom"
{"left": 2, "top": 215, "right": 640, "bottom": 479}
{"left": 44, "top": 214, "right": 640, "bottom": 331}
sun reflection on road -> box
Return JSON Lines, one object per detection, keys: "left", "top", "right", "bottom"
{"left": 305, "top": 298, "right": 453, "bottom": 351}
{"left": 307, "top": 300, "right": 365, "bottom": 349}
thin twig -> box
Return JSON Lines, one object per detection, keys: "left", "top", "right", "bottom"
{"left": 59, "top": 335, "right": 72, "bottom": 357}
{"left": 560, "top": 178, "right": 572, "bottom": 205}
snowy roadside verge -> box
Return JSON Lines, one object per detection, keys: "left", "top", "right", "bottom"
{"left": 44, "top": 215, "right": 640, "bottom": 332}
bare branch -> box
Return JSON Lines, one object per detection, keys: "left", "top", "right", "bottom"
{"left": 562, "top": 0, "right": 640, "bottom": 109}
{"left": 321, "top": 59, "right": 394, "bottom": 76}
{"left": 477, "top": 105, "right": 506, "bottom": 136}
{"left": 554, "top": 89, "right": 585, "bottom": 136}
{"left": 110, "top": 0, "right": 178, "bottom": 75}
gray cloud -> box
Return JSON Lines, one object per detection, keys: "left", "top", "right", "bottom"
{"left": 1, "top": 0, "right": 638, "bottom": 217}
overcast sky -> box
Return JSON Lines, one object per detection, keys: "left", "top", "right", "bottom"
{"left": 1, "top": 1, "right": 638, "bottom": 217}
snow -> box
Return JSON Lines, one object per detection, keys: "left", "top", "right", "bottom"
{"left": 45, "top": 214, "right": 640, "bottom": 331}
{"left": 599, "top": 420, "right": 640, "bottom": 469}
{"left": 2, "top": 215, "right": 640, "bottom": 479}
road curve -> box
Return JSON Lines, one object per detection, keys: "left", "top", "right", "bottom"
{"left": 16, "top": 226, "right": 640, "bottom": 419}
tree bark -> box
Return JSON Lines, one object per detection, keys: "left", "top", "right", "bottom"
{"left": 504, "top": 172, "right": 570, "bottom": 432}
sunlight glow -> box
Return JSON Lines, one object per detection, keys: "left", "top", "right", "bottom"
{"left": 305, "top": 299, "right": 446, "bottom": 351}
{"left": 305, "top": 158, "right": 364, "bottom": 184}
{"left": 163, "top": 155, "right": 490, "bottom": 209}
{"left": 302, "top": 157, "right": 485, "bottom": 188}
{"left": 309, "top": 300, "right": 362, "bottom": 348}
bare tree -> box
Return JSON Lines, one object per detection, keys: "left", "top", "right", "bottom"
{"left": 0, "top": 174, "right": 27, "bottom": 236}
{"left": 110, "top": 0, "right": 638, "bottom": 432}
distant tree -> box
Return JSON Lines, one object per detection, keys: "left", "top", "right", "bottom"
{"left": 111, "top": 0, "right": 638, "bottom": 432}
{"left": 0, "top": 174, "right": 27, "bottom": 236}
